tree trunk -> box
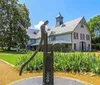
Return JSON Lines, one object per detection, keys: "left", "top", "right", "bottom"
{"left": 8, "top": 46, "right": 11, "bottom": 51}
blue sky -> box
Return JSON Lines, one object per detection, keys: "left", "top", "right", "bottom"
{"left": 19, "top": 0, "right": 100, "bottom": 29}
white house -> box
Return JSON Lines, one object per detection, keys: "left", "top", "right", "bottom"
{"left": 32, "top": 13, "right": 91, "bottom": 52}
{"left": 26, "top": 29, "right": 39, "bottom": 50}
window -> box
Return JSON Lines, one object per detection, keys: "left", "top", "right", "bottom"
{"left": 33, "top": 31, "right": 37, "bottom": 34}
{"left": 81, "top": 24, "right": 84, "bottom": 28}
{"left": 83, "top": 34, "right": 85, "bottom": 40}
{"left": 65, "top": 44, "right": 68, "bottom": 48}
{"left": 80, "top": 33, "right": 85, "bottom": 40}
{"left": 51, "top": 31, "right": 55, "bottom": 35}
{"left": 88, "top": 44, "right": 90, "bottom": 50}
{"left": 30, "top": 39, "right": 33, "bottom": 42}
{"left": 74, "top": 32, "right": 78, "bottom": 39}
{"left": 86, "top": 35, "right": 90, "bottom": 40}
{"left": 74, "top": 33, "right": 76, "bottom": 39}
{"left": 50, "top": 36, "right": 55, "bottom": 41}
{"left": 61, "top": 24, "right": 66, "bottom": 27}
{"left": 80, "top": 33, "right": 82, "bottom": 40}
{"left": 47, "top": 29, "right": 50, "bottom": 31}
{"left": 74, "top": 43, "right": 76, "bottom": 50}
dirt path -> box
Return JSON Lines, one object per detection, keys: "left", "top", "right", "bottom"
{"left": 0, "top": 60, "right": 100, "bottom": 85}
{"left": 0, "top": 61, "right": 42, "bottom": 85}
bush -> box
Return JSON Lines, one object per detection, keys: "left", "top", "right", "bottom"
{"left": 16, "top": 52, "right": 100, "bottom": 74}
{"left": 16, "top": 52, "right": 43, "bottom": 72}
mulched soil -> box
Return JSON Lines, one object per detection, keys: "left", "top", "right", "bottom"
{"left": 0, "top": 61, "right": 42, "bottom": 85}
{"left": 0, "top": 52, "right": 100, "bottom": 85}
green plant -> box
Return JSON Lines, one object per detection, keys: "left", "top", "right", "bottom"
{"left": 16, "top": 52, "right": 100, "bottom": 74}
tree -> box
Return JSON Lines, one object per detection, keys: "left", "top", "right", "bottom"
{"left": 0, "top": 0, "right": 31, "bottom": 50}
{"left": 87, "top": 15, "right": 100, "bottom": 50}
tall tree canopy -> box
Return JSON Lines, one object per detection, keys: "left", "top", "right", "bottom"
{"left": 0, "top": 0, "right": 31, "bottom": 50}
{"left": 87, "top": 15, "right": 100, "bottom": 50}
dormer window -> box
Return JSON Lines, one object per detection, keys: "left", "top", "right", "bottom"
{"left": 61, "top": 24, "right": 66, "bottom": 27}
{"left": 47, "top": 29, "right": 50, "bottom": 31}
{"left": 51, "top": 31, "right": 55, "bottom": 35}
{"left": 81, "top": 24, "right": 84, "bottom": 28}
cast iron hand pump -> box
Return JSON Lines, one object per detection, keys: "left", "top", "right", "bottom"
{"left": 19, "top": 20, "right": 54, "bottom": 85}
{"left": 19, "top": 20, "right": 49, "bottom": 76}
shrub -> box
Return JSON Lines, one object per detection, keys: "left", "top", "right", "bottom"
{"left": 16, "top": 52, "right": 43, "bottom": 72}
{"left": 16, "top": 52, "right": 100, "bottom": 74}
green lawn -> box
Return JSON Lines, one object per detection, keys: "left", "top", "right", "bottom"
{"left": 0, "top": 51, "right": 32, "bottom": 66}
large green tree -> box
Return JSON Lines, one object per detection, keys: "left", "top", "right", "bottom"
{"left": 87, "top": 15, "right": 100, "bottom": 50}
{"left": 0, "top": 0, "right": 31, "bottom": 50}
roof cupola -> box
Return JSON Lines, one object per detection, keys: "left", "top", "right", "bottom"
{"left": 56, "top": 12, "right": 63, "bottom": 27}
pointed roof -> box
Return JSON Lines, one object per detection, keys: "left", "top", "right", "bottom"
{"left": 49, "top": 17, "right": 84, "bottom": 35}
{"left": 56, "top": 12, "right": 63, "bottom": 18}
{"left": 35, "top": 17, "right": 84, "bottom": 39}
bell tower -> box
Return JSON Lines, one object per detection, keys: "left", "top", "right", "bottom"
{"left": 56, "top": 12, "right": 63, "bottom": 27}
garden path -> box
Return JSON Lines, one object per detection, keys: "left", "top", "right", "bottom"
{"left": 0, "top": 61, "right": 42, "bottom": 85}
{"left": 0, "top": 60, "right": 100, "bottom": 85}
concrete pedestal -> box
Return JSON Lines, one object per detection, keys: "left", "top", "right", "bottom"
{"left": 12, "top": 77, "right": 86, "bottom": 85}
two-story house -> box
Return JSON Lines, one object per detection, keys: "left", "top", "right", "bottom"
{"left": 32, "top": 13, "right": 91, "bottom": 51}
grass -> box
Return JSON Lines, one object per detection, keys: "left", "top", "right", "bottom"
{"left": 0, "top": 51, "right": 32, "bottom": 66}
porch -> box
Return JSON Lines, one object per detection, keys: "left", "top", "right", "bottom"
{"left": 29, "top": 40, "right": 72, "bottom": 52}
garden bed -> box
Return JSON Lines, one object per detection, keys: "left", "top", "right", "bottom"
{"left": 16, "top": 52, "right": 100, "bottom": 74}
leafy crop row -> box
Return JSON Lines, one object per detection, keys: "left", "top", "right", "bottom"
{"left": 16, "top": 52, "right": 100, "bottom": 74}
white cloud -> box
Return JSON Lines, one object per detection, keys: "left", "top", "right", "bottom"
{"left": 28, "top": 26, "right": 34, "bottom": 29}
{"left": 28, "top": 21, "right": 48, "bottom": 30}
{"left": 34, "top": 21, "right": 48, "bottom": 30}
{"left": 34, "top": 21, "right": 44, "bottom": 30}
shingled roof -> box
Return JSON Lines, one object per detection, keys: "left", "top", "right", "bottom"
{"left": 27, "top": 29, "right": 39, "bottom": 39}
{"left": 35, "top": 17, "right": 84, "bottom": 39}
